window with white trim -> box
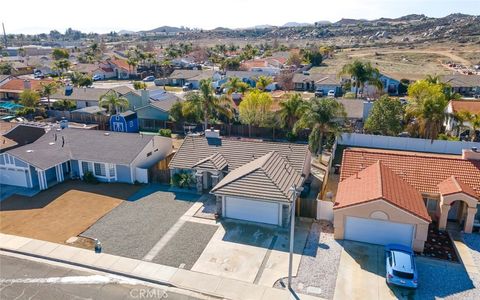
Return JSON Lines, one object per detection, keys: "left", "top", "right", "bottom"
{"left": 108, "top": 164, "right": 115, "bottom": 177}
{"left": 82, "top": 161, "right": 92, "bottom": 174}
{"left": 94, "top": 163, "right": 106, "bottom": 177}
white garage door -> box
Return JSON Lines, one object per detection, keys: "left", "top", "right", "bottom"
{"left": 0, "top": 167, "right": 29, "bottom": 187}
{"left": 344, "top": 216, "right": 413, "bottom": 247}
{"left": 225, "top": 196, "right": 279, "bottom": 225}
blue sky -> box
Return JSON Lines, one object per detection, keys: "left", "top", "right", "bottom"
{"left": 1, "top": 0, "right": 479, "bottom": 34}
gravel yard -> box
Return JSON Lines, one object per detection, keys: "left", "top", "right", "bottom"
{"left": 275, "top": 221, "right": 342, "bottom": 299}
{"left": 152, "top": 221, "right": 218, "bottom": 269}
{"left": 82, "top": 185, "right": 199, "bottom": 260}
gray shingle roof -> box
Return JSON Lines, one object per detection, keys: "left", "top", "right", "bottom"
{"left": 225, "top": 71, "right": 272, "bottom": 79}
{"left": 440, "top": 75, "right": 480, "bottom": 88}
{"left": 293, "top": 73, "right": 341, "bottom": 85}
{"left": 51, "top": 86, "right": 135, "bottom": 102}
{"left": 7, "top": 128, "right": 164, "bottom": 170}
{"left": 169, "top": 70, "right": 214, "bottom": 81}
{"left": 336, "top": 99, "right": 365, "bottom": 119}
{"left": 52, "top": 87, "right": 111, "bottom": 102}
{"left": 211, "top": 151, "right": 303, "bottom": 202}
{"left": 192, "top": 152, "right": 228, "bottom": 171}
{"left": 169, "top": 136, "right": 309, "bottom": 175}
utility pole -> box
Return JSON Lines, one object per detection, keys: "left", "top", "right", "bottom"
{"left": 288, "top": 184, "right": 303, "bottom": 290}
{"left": 2, "top": 23, "right": 7, "bottom": 48}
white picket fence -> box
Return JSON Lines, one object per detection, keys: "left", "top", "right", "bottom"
{"left": 338, "top": 133, "right": 480, "bottom": 155}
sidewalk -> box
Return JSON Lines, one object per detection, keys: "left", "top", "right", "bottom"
{"left": 0, "top": 233, "right": 323, "bottom": 300}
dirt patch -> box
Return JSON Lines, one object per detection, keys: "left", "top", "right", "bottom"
{"left": 0, "top": 180, "right": 141, "bottom": 244}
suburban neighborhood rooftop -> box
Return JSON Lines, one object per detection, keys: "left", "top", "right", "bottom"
{"left": 7, "top": 128, "right": 165, "bottom": 170}
{"left": 169, "top": 135, "right": 310, "bottom": 173}
{"left": 340, "top": 147, "right": 480, "bottom": 198}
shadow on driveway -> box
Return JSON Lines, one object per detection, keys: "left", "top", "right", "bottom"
{"left": 220, "top": 219, "right": 310, "bottom": 255}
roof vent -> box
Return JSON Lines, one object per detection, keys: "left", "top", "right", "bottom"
{"left": 26, "top": 149, "right": 34, "bottom": 153}
{"left": 48, "top": 142, "right": 55, "bottom": 145}
{"left": 104, "top": 132, "right": 110, "bottom": 136}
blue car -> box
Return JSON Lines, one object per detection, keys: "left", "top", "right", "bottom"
{"left": 385, "top": 244, "right": 418, "bottom": 289}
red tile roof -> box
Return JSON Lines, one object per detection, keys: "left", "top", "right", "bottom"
{"left": 0, "top": 79, "right": 54, "bottom": 92}
{"left": 335, "top": 161, "right": 431, "bottom": 221}
{"left": 241, "top": 59, "right": 268, "bottom": 69}
{"left": 450, "top": 100, "right": 480, "bottom": 114}
{"left": 340, "top": 148, "right": 480, "bottom": 198}
{"left": 110, "top": 57, "right": 130, "bottom": 70}
{"left": 438, "top": 176, "right": 479, "bottom": 199}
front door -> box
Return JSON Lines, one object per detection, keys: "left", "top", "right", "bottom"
{"left": 448, "top": 201, "right": 460, "bottom": 220}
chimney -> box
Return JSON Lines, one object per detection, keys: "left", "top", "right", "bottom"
{"left": 140, "top": 89, "right": 150, "bottom": 107}
{"left": 205, "top": 128, "right": 220, "bottom": 139}
{"left": 23, "top": 80, "right": 31, "bottom": 90}
{"left": 462, "top": 148, "right": 480, "bottom": 160}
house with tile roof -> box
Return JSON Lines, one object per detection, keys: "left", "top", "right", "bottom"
{"left": 0, "top": 78, "right": 55, "bottom": 100}
{"left": 1, "top": 128, "right": 172, "bottom": 190}
{"left": 333, "top": 147, "right": 480, "bottom": 251}
{"left": 444, "top": 99, "right": 480, "bottom": 134}
{"left": 169, "top": 129, "right": 311, "bottom": 226}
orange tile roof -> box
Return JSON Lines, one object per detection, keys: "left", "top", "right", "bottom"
{"left": 340, "top": 148, "right": 480, "bottom": 198}
{"left": 450, "top": 100, "right": 480, "bottom": 114}
{"left": 241, "top": 59, "right": 268, "bottom": 69}
{"left": 0, "top": 78, "right": 54, "bottom": 92}
{"left": 335, "top": 161, "right": 431, "bottom": 221}
{"left": 438, "top": 176, "right": 479, "bottom": 199}
{"left": 111, "top": 57, "right": 130, "bottom": 70}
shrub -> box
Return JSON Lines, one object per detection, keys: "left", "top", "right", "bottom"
{"left": 286, "top": 131, "right": 297, "bottom": 142}
{"left": 158, "top": 128, "right": 172, "bottom": 137}
{"left": 172, "top": 171, "right": 194, "bottom": 188}
{"left": 83, "top": 171, "right": 98, "bottom": 184}
{"left": 133, "top": 81, "right": 147, "bottom": 90}
{"left": 343, "top": 92, "right": 356, "bottom": 99}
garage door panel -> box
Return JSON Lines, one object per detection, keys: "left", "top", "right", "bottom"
{"left": 345, "top": 216, "right": 413, "bottom": 247}
{"left": 0, "top": 167, "right": 28, "bottom": 187}
{"left": 225, "top": 196, "right": 279, "bottom": 225}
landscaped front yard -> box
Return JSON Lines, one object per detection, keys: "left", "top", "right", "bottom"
{"left": 0, "top": 181, "right": 141, "bottom": 244}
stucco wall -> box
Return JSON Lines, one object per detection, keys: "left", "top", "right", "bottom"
{"left": 333, "top": 199, "right": 429, "bottom": 252}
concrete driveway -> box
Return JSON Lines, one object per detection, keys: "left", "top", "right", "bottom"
{"left": 191, "top": 219, "right": 310, "bottom": 286}
{"left": 334, "top": 240, "right": 476, "bottom": 300}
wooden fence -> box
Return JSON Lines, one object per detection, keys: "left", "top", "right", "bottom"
{"left": 47, "top": 110, "right": 110, "bottom": 130}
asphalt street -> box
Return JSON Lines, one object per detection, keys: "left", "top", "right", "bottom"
{"left": 0, "top": 254, "right": 204, "bottom": 300}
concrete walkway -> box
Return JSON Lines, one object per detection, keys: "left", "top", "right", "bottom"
{"left": 0, "top": 233, "right": 322, "bottom": 300}
{"left": 450, "top": 231, "right": 479, "bottom": 277}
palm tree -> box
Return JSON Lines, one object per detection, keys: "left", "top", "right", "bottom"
{"left": 278, "top": 93, "right": 305, "bottom": 130}
{"left": 457, "top": 111, "right": 480, "bottom": 141}
{"left": 256, "top": 76, "right": 273, "bottom": 91}
{"left": 127, "top": 57, "right": 138, "bottom": 75}
{"left": 294, "top": 98, "right": 346, "bottom": 154}
{"left": 339, "top": 60, "right": 383, "bottom": 98}
{"left": 185, "top": 79, "right": 233, "bottom": 130}
{"left": 40, "top": 82, "right": 59, "bottom": 109}
{"left": 53, "top": 59, "right": 71, "bottom": 78}
{"left": 406, "top": 80, "right": 448, "bottom": 140}
{"left": 222, "top": 77, "right": 250, "bottom": 95}
{"left": 99, "top": 91, "right": 129, "bottom": 114}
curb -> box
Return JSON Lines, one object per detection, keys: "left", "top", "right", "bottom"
{"left": 0, "top": 247, "right": 225, "bottom": 299}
